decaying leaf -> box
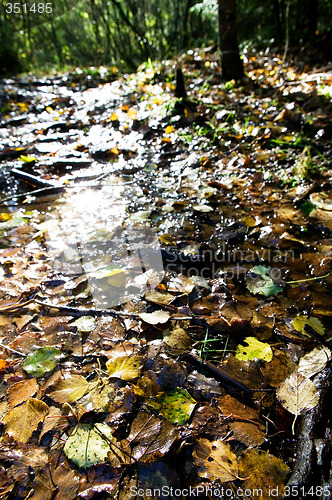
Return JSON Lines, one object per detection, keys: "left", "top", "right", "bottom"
{"left": 127, "top": 410, "right": 178, "bottom": 461}
{"left": 193, "top": 438, "right": 239, "bottom": 482}
{"left": 8, "top": 378, "right": 38, "bottom": 409}
{"left": 260, "top": 350, "right": 297, "bottom": 387}
{"left": 2, "top": 398, "right": 49, "bottom": 443}
{"left": 148, "top": 387, "right": 196, "bottom": 424}
{"left": 298, "top": 346, "right": 331, "bottom": 379}
{"left": 310, "top": 192, "right": 332, "bottom": 211}
{"left": 163, "top": 326, "right": 192, "bottom": 354}
{"left": 235, "top": 336, "right": 273, "bottom": 362}
{"left": 217, "top": 394, "right": 265, "bottom": 447}
{"left": 277, "top": 371, "right": 320, "bottom": 433}
{"left": 48, "top": 374, "right": 92, "bottom": 404}
{"left": 138, "top": 310, "right": 170, "bottom": 325}
{"left": 239, "top": 449, "right": 290, "bottom": 499}
{"left": 23, "top": 346, "right": 63, "bottom": 378}
{"left": 72, "top": 316, "right": 96, "bottom": 332}
{"left": 106, "top": 355, "right": 143, "bottom": 381}
{"left": 292, "top": 315, "right": 325, "bottom": 337}
{"left": 144, "top": 290, "right": 175, "bottom": 306}
{"left": 63, "top": 423, "right": 127, "bottom": 468}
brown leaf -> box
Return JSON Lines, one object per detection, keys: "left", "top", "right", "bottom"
{"left": 127, "top": 409, "right": 178, "bottom": 462}
{"left": 217, "top": 394, "right": 265, "bottom": 447}
{"left": 8, "top": 378, "right": 38, "bottom": 409}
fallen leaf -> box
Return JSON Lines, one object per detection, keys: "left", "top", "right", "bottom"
{"left": 144, "top": 290, "right": 175, "bottom": 306}
{"left": 63, "top": 423, "right": 127, "bottom": 468}
{"left": 138, "top": 310, "right": 170, "bottom": 325}
{"left": 2, "top": 398, "right": 49, "bottom": 443}
{"left": 163, "top": 326, "right": 192, "bottom": 354}
{"left": 72, "top": 316, "right": 96, "bottom": 332}
{"left": 298, "top": 346, "right": 331, "bottom": 379}
{"left": 246, "top": 266, "right": 283, "bottom": 296}
{"left": 235, "top": 336, "right": 273, "bottom": 362}
{"left": 23, "top": 346, "right": 63, "bottom": 378}
{"left": 8, "top": 378, "right": 38, "bottom": 409}
{"left": 239, "top": 449, "right": 290, "bottom": 499}
{"left": 148, "top": 387, "right": 196, "bottom": 425}
{"left": 106, "top": 355, "right": 143, "bottom": 381}
{"left": 292, "top": 315, "right": 325, "bottom": 336}
{"left": 48, "top": 374, "right": 92, "bottom": 404}
{"left": 127, "top": 410, "right": 178, "bottom": 461}
{"left": 193, "top": 438, "right": 239, "bottom": 482}
{"left": 277, "top": 371, "right": 320, "bottom": 433}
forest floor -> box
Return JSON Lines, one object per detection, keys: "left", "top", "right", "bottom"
{"left": 0, "top": 47, "right": 331, "bottom": 499}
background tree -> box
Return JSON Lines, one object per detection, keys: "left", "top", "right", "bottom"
{"left": 218, "top": 0, "right": 243, "bottom": 80}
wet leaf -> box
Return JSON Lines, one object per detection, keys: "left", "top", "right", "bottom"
{"left": 193, "top": 438, "right": 239, "bottom": 482}
{"left": 48, "top": 374, "right": 92, "bottom": 404}
{"left": 144, "top": 290, "right": 175, "bottom": 306}
{"left": 1, "top": 398, "right": 49, "bottom": 443}
{"left": 310, "top": 192, "right": 332, "bottom": 211}
{"left": 163, "top": 326, "right": 192, "bottom": 354}
{"left": 235, "top": 336, "right": 273, "bottom": 362}
{"left": 127, "top": 410, "right": 178, "bottom": 461}
{"left": 217, "top": 395, "right": 265, "bottom": 447}
{"left": 63, "top": 423, "right": 126, "bottom": 468}
{"left": 23, "top": 347, "right": 63, "bottom": 378}
{"left": 239, "top": 449, "right": 290, "bottom": 498}
{"left": 106, "top": 355, "right": 143, "bottom": 380}
{"left": 72, "top": 316, "right": 96, "bottom": 332}
{"left": 138, "top": 310, "right": 170, "bottom": 324}
{"left": 246, "top": 266, "right": 283, "bottom": 296}
{"left": 277, "top": 371, "right": 320, "bottom": 433}
{"left": 292, "top": 315, "right": 325, "bottom": 336}
{"left": 148, "top": 387, "right": 196, "bottom": 424}
{"left": 8, "top": 378, "right": 38, "bottom": 409}
{"left": 298, "top": 347, "right": 331, "bottom": 379}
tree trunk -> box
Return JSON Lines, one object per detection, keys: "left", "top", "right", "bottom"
{"left": 218, "top": 0, "right": 244, "bottom": 80}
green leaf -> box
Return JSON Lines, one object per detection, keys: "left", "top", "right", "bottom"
{"left": 246, "top": 265, "right": 283, "bottom": 296}
{"left": 149, "top": 388, "right": 196, "bottom": 425}
{"left": 23, "top": 347, "right": 63, "bottom": 378}
{"left": 72, "top": 316, "right": 96, "bottom": 332}
{"left": 63, "top": 423, "right": 113, "bottom": 468}
{"left": 235, "top": 336, "right": 273, "bottom": 362}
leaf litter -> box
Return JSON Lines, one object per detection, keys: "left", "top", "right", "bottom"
{"left": 0, "top": 47, "right": 331, "bottom": 496}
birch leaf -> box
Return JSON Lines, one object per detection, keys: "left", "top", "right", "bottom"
{"left": 1, "top": 398, "right": 49, "bottom": 443}
{"left": 49, "top": 374, "right": 92, "bottom": 404}
{"left": 292, "top": 315, "right": 325, "bottom": 336}
{"left": 138, "top": 310, "right": 170, "bottom": 325}
{"left": 63, "top": 423, "right": 126, "bottom": 468}
{"left": 23, "top": 346, "right": 63, "bottom": 378}
{"left": 235, "top": 336, "right": 273, "bottom": 362}
{"left": 148, "top": 388, "right": 196, "bottom": 425}
{"left": 106, "top": 355, "right": 143, "bottom": 381}
{"left": 298, "top": 347, "right": 331, "bottom": 379}
{"left": 277, "top": 371, "right": 320, "bottom": 433}
{"left": 193, "top": 438, "right": 239, "bottom": 482}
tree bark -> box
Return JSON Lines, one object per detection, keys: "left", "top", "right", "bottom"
{"left": 218, "top": 0, "right": 244, "bottom": 80}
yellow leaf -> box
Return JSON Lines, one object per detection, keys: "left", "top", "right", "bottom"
{"left": 127, "top": 108, "right": 137, "bottom": 120}
{"left": 236, "top": 337, "right": 273, "bottom": 362}
{"left": 193, "top": 438, "right": 240, "bottom": 482}
{"left": 45, "top": 106, "right": 53, "bottom": 113}
{"left": 165, "top": 125, "right": 174, "bottom": 134}
{"left": 110, "top": 147, "right": 119, "bottom": 155}
{"left": 292, "top": 315, "right": 325, "bottom": 336}
{"left": 121, "top": 104, "right": 129, "bottom": 112}
{"left": 2, "top": 398, "right": 49, "bottom": 443}
{"left": 110, "top": 113, "right": 118, "bottom": 121}
{"left": 106, "top": 355, "right": 142, "bottom": 381}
